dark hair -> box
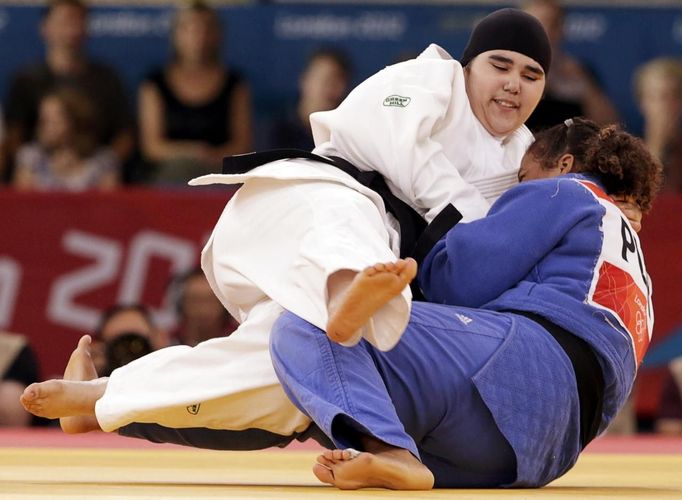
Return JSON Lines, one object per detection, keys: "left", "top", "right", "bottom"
{"left": 527, "top": 118, "right": 663, "bottom": 212}
{"left": 42, "top": 86, "right": 99, "bottom": 158}
{"left": 304, "top": 47, "right": 353, "bottom": 78}
{"left": 95, "top": 303, "right": 155, "bottom": 340}
{"left": 43, "top": 0, "right": 87, "bottom": 20}
{"left": 526, "top": 117, "right": 600, "bottom": 171}
{"left": 461, "top": 8, "right": 551, "bottom": 73}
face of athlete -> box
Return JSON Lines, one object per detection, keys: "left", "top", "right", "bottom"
{"left": 518, "top": 151, "right": 573, "bottom": 182}
{"left": 464, "top": 50, "right": 546, "bottom": 138}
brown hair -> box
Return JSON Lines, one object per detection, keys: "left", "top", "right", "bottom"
{"left": 43, "top": 0, "right": 87, "bottom": 19}
{"left": 304, "top": 47, "right": 352, "bottom": 78}
{"left": 43, "top": 86, "right": 98, "bottom": 158}
{"left": 526, "top": 118, "right": 663, "bottom": 212}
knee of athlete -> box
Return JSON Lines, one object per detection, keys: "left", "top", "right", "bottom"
{"left": 270, "top": 311, "right": 322, "bottom": 364}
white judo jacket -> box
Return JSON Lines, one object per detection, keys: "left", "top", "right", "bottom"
{"left": 312, "top": 43, "right": 534, "bottom": 223}
{"left": 189, "top": 43, "right": 534, "bottom": 350}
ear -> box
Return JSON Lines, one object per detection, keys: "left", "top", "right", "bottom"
{"left": 558, "top": 153, "right": 575, "bottom": 174}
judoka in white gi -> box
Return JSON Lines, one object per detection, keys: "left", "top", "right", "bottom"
{"left": 24, "top": 10, "right": 552, "bottom": 441}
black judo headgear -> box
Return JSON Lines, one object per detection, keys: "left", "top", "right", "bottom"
{"left": 460, "top": 8, "right": 552, "bottom": 74}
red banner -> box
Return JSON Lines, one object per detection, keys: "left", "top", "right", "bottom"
{"left": 1, "top": 189, "right": 681, "bottom": 417}
{"left": 0, "top": 188, "right": 230, "bottom": 378}
{"left": 633, "top": 194, "right": 682, "bottom": 417}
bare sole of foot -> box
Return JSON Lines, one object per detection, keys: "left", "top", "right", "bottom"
{"left": 312, "top": 447, "right": 434, "bottom": 490}
{"left": 60, "top": 335, "right": 102, "bottom": 433}
{"left": 20, "top": 377, "right": 105, "bottom": 421}
{"left": 326, "top": 258, "right": 417, "bottom": 345}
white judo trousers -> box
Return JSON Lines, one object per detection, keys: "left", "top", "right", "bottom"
{"left": 94, "top": 43, "right": 534, "bottom": 435}
{"left": 96, "top": 163, "right": 408, "bottom": 433}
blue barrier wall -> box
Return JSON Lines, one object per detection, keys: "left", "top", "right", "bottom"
{"left": 0, "top": 3, "right": 680, "bottom": 136}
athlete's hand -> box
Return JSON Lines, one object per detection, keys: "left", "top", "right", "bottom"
{"left": 613, "top": 196, "right": 642, "bottom": 233}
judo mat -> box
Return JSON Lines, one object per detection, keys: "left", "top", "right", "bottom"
{"left": 1, "top": 429, "right": 681, "bottom": 499}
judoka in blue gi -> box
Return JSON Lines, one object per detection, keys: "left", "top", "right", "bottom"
{"left": 268, "top": 118, "right": 661, "bottom": 489}
{"left": 21, "top": 119, "right": 662, "bottom": 490}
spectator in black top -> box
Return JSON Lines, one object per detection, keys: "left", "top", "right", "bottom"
{"left": 264, "top": 47, "right": 351, "bottom": 151}
{"left": 1, "top": 0, "right": 133, "bottom": 183}
{"left": 138, "top": 0, "right": 253, "bottom": 185}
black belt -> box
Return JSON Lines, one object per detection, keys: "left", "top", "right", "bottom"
{"left": 222, "top": 149, "right": 428, "bottom": 258}
{"left": 507, "top": 310, "right": 604, "bottom": 449}
{"left": 222, "top": 149, "right": 463, "bottom": 299}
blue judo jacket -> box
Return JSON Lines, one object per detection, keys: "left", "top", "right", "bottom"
{"left": 419, "top": 173, "right": 653, "bottom": 485}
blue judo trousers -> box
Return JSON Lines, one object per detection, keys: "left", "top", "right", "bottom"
{"left": 270, "top": 304, "right": 578, "bottom": 488}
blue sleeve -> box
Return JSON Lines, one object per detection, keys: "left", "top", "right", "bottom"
{"left": 418, "top": 178, "right": 598, "bottom": 307}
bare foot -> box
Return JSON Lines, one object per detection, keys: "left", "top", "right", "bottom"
{"left": 326, "top": 258, "right": 417, "bottom": 345}
{"left": 20, "top": 378, "right": 106, "bottom": 420}
{"left": 60, "top": 335, "right": 102, "bottom": 433}
{"left": 312, "top": 447, "right": 434, "bottom": 490}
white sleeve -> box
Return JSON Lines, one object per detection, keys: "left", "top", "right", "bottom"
{"left": 311, "top": 56, "right": 490, "bottom": 223}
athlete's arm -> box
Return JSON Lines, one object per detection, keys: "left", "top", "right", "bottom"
{"left": 419, "top": 178, "right": 597, "bottom": 307}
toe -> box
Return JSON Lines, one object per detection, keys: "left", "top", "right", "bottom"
{"left": 317, "top": 453, "right": 335, "bottom": 467}
{"left": 78, "top": 335, "right": 92, "bottom": 350}
{"left": 400, "top": 258, "right": 418, "bottom": 280}
{"left": 22, "top": 384, "right": 38, "bottom": 402}
{"left": 363, "top": 266, "right": 378, "bottom": 277}
{"left": 344, "top": 448, "right": 361, "bottom": 460}
{"left": 312, "top": 463, "right": 335, "bottom": 485}
{"left": 19, "top": 394, "right": 30, "bottom": 409}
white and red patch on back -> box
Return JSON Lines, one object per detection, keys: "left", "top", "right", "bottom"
{"left": 578, "top": 180, "right": 653, "bottom": 367}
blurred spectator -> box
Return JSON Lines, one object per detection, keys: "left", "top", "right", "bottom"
{"left": 633, "top": 57, "right": 682, "bottom": 192}
{"left": 604, "top": 395, "right": 636, "bottom": 435}
{"left": 522, "top": 0, "right": 619, "bottom": 131}
{"left": 1, "top": 0, "right": 133, "bottom": 184}
{"left": 656, "top": 358, "right": 682, "bottom": 435}
{"left": 13, "top": 87, "right": 120, "bottom": 191}
{"left": 91, "top": 304, "right": 168, "bottom": 376}
{"left": 0, "top": 332, "right": 40, "bottom": 426}
{"left": 170, "top": 267, "right": 237, "bottom": 347}
{"left": 265, "top": 47, "right": 351, "bottom": 151}
{"left": 138, "top": 0, "right": 252, "bottom": 185}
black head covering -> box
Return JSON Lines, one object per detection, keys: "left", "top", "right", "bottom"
{"left": 460, "top": 8, "right": 551, "bottom": 74}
